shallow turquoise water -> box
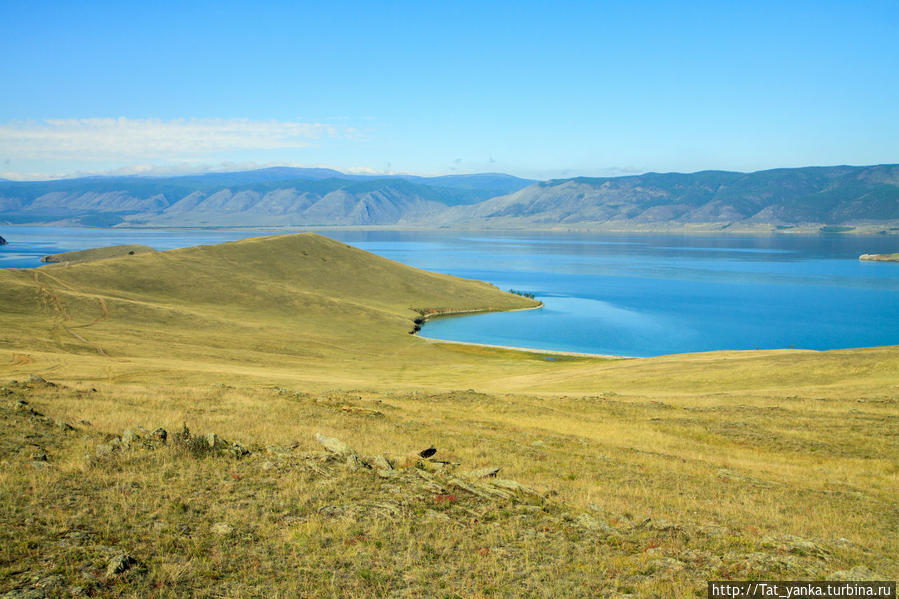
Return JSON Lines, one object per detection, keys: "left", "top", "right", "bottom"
{"left": 2, "top": 226, "right": 898, "bottom": 357}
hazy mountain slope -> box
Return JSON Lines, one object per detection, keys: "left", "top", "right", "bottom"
{"left": 0, "top": 169, "right": 535, "bottom": 226}
{"left": 436, "top": 165, "right": 899, "bottom": 227}
{"left": 2, "top": 165, "right": 898, "bottom": 228}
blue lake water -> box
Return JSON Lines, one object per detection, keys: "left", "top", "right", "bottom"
{"left": 2, "top": 226, "right": 898, "bottom": 357}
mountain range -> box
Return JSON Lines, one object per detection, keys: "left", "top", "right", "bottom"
{"left": 1, "top": 164, "right": 898, "bottom": 229}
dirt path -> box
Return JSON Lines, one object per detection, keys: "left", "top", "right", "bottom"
{"left": 31, "top": 271, "right": 109, "bottom": 356}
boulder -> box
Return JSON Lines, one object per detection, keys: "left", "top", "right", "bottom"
{"left": 0, "top": 235, "right": 6, "bottom": 245}
{"left": 121, "top": 429, "right": 140, "bottom": 449}
{"left": 314, "top": 432, "right": 353, "bottom": 456}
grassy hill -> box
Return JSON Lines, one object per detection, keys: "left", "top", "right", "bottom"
{"left": 0, "top": 233, "right": 896, "bottom": 597}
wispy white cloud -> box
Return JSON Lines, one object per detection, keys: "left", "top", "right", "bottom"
{"left": 0, "top": 160, "right": 408, "bottom": 181}
{"left": 0, "top": 117, "right": 351, "bottom": 161}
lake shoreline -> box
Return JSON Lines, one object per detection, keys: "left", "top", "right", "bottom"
{"left": 416, "top": 334, "right": 632, "bottom": 359}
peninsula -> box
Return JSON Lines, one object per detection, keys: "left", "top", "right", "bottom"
{"left": 860, "top": 253, "right": 899, "bottom": 262}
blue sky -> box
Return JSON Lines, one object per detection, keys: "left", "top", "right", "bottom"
{"left": 1, "top": 0, "right": 897, "bottom": 180}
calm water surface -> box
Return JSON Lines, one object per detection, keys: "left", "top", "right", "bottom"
{"left": 2, "top": 226, "right": 898, "bottom": 357}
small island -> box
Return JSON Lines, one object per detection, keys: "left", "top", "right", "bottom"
{"left": 860, "top": 253, "right": 899, "bottom": 262}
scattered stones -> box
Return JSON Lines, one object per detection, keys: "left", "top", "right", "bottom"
{"left": 211, "top": 522, "right": 234, "bottom": 536}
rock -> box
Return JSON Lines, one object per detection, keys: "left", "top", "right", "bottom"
{"left": 0, "top": 235, "right": 7, "bottom": 245}
{"left": 230, "top": 442, "right": 249, "bottom": 458}
{"left": 29, "top": 450, "right": 47, "bottom": 462}
{"left": 211, "top": 522, "right": 234, "bottom": 536}
{"left": 53, "top": 420, "right": 74, "bottom": 431}
{"left": 205, "top": 433, "right": 218, "bottom": 449}
{"left": 314, "top": 432, "right": 353, "bottom": 456}
{"left": 760, "top": 535, "right": 829, "bottom": 559}
{"left": 491, "top": 478, "right": 539, "bottom": 495}
{"left": 575, "top": 513, "right": 614, "bottom": 533}
{"left": 105, "top": 553, "right": 141, "bottom": 578}
{"left": 461, "top": 466, "right": 501, "bottom": 479}
{"left": 370, "top": 455, "right": 393, "bottom": 471}
{"left": 95, "top": 444, "right": 115, "bottom": 458}
{"left": 646, "top": 557, "right": 685, "bottom": 575}
{"left": 121, "top": 429, "right": 139, "bottom": 448}
{"left": 26, "top": 374, "right": 53, "bottom": 386}
{"left": 261, "top": 460, "right": 276, "bottom": 471}
{"left": 419, "top": 446, "right": 437, "bottom": 458}
{"left": 345, "top": 454, "right": 361, "bottom": 471}
{"left": 150, "top": 427, "right": 167, "bottom": 443}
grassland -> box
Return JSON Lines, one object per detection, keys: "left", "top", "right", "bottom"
{"left": 0, "top": 233, "right": 896, "bottom": 597}
{"left": 40, "top": 245, "right": 156, "bottom": 264}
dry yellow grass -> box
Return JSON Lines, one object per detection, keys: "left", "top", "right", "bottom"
{"left": 0, "top": 233, "right": 896, "bottom": 597}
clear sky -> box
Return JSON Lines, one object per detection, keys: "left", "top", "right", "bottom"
{"left": 1, "top": 0, "right": 897, "bottom": 180}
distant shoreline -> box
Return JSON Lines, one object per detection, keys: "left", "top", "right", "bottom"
{"left": 3, "top": 222, "right": 899, "bottom": 236}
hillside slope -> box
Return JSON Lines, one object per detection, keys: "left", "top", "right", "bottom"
{"left": 0, "top": 233, "right": 896, "bottom": 596}
{"left": 0, "top": 233, "right": 539, "bottom": 379}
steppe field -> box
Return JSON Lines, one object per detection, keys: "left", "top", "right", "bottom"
{"left": 1, "top": 233, "right": 896, "bottom": 598}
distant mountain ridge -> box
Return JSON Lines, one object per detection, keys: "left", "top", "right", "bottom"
{"left": 1, "top": 164, "right": 898, "bottom": 229}
{"left": 0, "top": 168, "right": 535, "bottom": 227}
{"left": 434, "top": 165, "right": 899, "bottom": 228}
